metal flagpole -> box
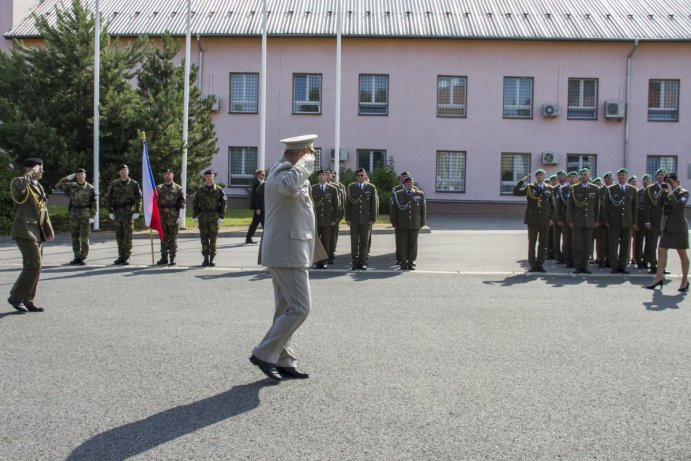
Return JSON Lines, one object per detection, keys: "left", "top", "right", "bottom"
{"left": 334, "top": 0, "right": 342, "bottom": 180}
{"left": 180, "top": 0, "right": 192, "bottom": 229}
{"left": 259, "top": 0, "right": 267, "bottom": 169}
{"left": 93, "top": 0, "right": 101, "bottom": 230}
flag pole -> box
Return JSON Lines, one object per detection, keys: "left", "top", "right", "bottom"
{"left": 150, "top": 229, "right": 154, "bottom": 265}
{"left": 93, "top": 0, "right": 101, "bottom": 231}
{"left": 180, "top": 0, "right": 192, "bottom": 229}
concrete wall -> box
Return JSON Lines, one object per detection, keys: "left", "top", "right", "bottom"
{"left": 0, "top": 0, "right": 40, "bottom": 52}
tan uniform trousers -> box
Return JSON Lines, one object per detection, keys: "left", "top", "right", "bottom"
{"left": 10, "top": 237, "right": 43, "bottom": 303}
{"left": 252, "top": 267, "right": 311, "bottom": 367}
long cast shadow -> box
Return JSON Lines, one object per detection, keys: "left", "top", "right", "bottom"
{"left": 65, "top": 380, "right": 273, "bottom": 461}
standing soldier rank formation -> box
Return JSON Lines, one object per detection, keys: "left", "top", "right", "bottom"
{"left": 390, "top": 176, "right": 426, "bottom": 270}
{"left": 106, "top": 164, "right": 142, "bottom": 265}
{"left": 311, "top": 169, "right": 340, "bottom": 269}
{"left": 156, "top": 169, "right": 186, "bottom": 266}
{"left": 513, "top": 169, "right": 554, "bottom": 273}
{"left": 56, "top": 168, "right": 97, "bottom": 265}
{"left": 192, "top": 169, "right": 227, "bottom": 267}
{"left": 603, "top": 168, "right": 638, "bottom": 274}
{"left": 345, "top": 168, "right": 378, "bottom": 270}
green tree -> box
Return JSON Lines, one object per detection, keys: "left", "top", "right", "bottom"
{"left": 0, "top": 152, "right": 19, "bottom": 234}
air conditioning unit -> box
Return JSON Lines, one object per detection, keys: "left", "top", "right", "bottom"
{"left": 329, "top": 148, "right": 348, "bottom": 161}
{"left": 542, "top": 104, "right": 560, "bottom": 117}
{"left": 605, "top": 101, "right": 625, "bottom": 119}
{"left": 542, "top": 151, "right": 559, "bottom": 165}
{"left": 208, "top": 95, "right": 220, "bottom": 112}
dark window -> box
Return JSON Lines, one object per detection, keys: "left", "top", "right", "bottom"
{"left": 436, "top": 151, "right": 466, "bottom": 192}
{"left": 359, "top": 74, "right": 389, "bottom": 115}
{"left": 648, "top": 80, "right": 679, "bottom": 121}
{"left": 567, "top": 78, "right": 598, "bottom": 120}
{"left": 437, "top": 76, "right": 467, "bottom": 117}
{"left": 503, "top": 77, "right": 533, "bottom": 118}
{"left": 229, "top": 73, "right": 259, "bottom": 113}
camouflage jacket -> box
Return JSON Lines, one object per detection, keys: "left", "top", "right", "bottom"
{"left": 157, "top": 182, "right": 186, "bottom": 220}
{"left": 106, "top": 178, "right": 142, "bottom": 216}
{"left": 192, "top": 184, "right": 227, "bottom": 218}
{"left": 56, "top": 176, "right": 97, "bottom": 220}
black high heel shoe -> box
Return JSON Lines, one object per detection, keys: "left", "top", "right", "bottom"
{"left": 679, "top": 283, "right": 689, "bottom": 293}
{"left": 645, "top": 279, "right": 664, "bottom": 290}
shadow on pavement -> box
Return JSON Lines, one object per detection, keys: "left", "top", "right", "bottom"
{"left": 65, "top": 380, "right": 275, "bottom": 461}
{"left": 643, "top": 288, "right": 686, "bottom": 311}
{"left": 197, "top": 270, "right": 272, "bottom": 281}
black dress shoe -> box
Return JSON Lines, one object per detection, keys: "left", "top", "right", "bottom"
{"left": 619, "top": 268, "right": 630, "bottom": 274}
{"left": 25, "top": 302, "right": 44, "bottom": 312}
{"left": 249, "top": 355, "right": 282, "bottom": 382}
{"left": 7, "top": 296, "right": 27, "bottom": 313}
{"left": 528, "top": 266, "right": 539, "bottom": 272}
{"left": 610, "top": 268, "right": 619, "bottom": 274}
{"left": 648, "top": 267, "right": 657, "bottom": 274}
{"left": 327, "top": 258, "right": 335, "bottom": 265}
{"left": 277, "top": 366, "right": 310, "bottom": 379}
{"left": 246, "top": 239, "right": 257, "bottom": 244}
{"left": 582, "top": 268, "right": 592, "bottom": 274}
{"left": 537, "top": 266, "right": 546, "bottom": 273}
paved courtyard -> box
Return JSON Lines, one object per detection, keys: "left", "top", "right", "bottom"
{"left": 1, "top": 216, "right": 689, "bottom": 460}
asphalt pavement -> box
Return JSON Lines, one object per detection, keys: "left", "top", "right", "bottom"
{"left": 1, "top": 216, "right": 689, "bottom": 460}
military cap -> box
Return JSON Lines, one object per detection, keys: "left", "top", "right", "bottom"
{"left": 118, "top": 163, "right": 128, "bottom": 170}
{"left": 603, "top": 171, "right": 613, "bottom": 178}
{"left": 667, "top": 172, "right": 678, "bottom": 181}
{"left": 403, "top": 176, "right": 414, "bottom": 184}
{"left": 568, "top": 171, "right": 579, "bottom": 177}
{"left": 203, "top": 169, "right": 216, "bottom": 176}
{"left": 280, "top": 134, "right": 317, "bottom": 151}
{"left": 549, "top": 174, "right": 557, "bottom": 181}
{"left": 534, "top": 169, "right": 546, "bottom": 175}
{"left": 317, "top": 169, "right": 327, "bottom": 175}
{"left": 628, "top": 175, "right": 637, "bottom": 181}
{"left": 557, "top": 170, "right": 567, "bottom": 176}
{"left": 593, "top": 177, "right": 602, "bottom": 183}
{"left": 22, "top": 158, "right": 43, "bottom": 168}
{"left": 163, "top": 168, "right": 173, "bottom": 173}
{"left": 655, "top": 168, "right": 667, "bottom": 175}
{"left": 399, "top": 171, "right": 411, "bottom": 178}
{"left": 355, "top": 168, "right": 366, "bottom": 175}
{"left": 617, "top": 168, "right": 628, "bottom": 174}
{"left": 641, "top": 174, "right": 652, "bottom": 180}
{"left": 75, "top": 167, "right": 86, "bottom": 173}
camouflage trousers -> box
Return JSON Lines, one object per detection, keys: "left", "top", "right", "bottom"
{"left": 160, "top": 218, "right": 179, "bottom": 258}
{"left": 198, "top": 216, "right": 219, "bottom": 257}
{"left": 114, "top": 215, "right": 134, "bottom": 258}
{"left": 70, "top": 217, "right": 91, "bottom": 260}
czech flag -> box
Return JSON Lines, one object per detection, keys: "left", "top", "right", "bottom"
{"left": 142, "top": 141, "right": 164, "bottom": 240}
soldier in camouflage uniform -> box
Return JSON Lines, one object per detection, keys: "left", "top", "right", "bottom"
{"left": 106, "top": 164, "right": 142, "bottom": 265}
{"left": 192, "top": 169, "right": 227, "bottom": 267}
{"left": 390, "top": 176, "right": 426, "bottom": 270}
{"left": 56, "top": 168, "right": 97, "bottom": 265}
{"left": 156, "top": 169, "right": 186, "bottom": 266}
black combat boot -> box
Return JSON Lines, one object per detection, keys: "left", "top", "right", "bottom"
{"left": 202, "top": 255, "right": 209, "bottom": 267}
{"left": 168, "top": 256, "right": 176, "bottom": 266}
{"left": 114, "top": 257, "right": 124, "bottom": 265}
{"left": 208, "top": 256, "right": 216, "bottom": 267}
{"left": 157, "top": 255, "right": 168, "bottom": 265}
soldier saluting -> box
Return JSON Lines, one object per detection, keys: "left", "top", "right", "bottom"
{"left": 390, "top": 176, "right": 426, "bottom": 270}
{"left": 513, "top": 169, "right": 554, "bottom": 273}
{"left": 56, "top": 167, "right": 97, "bottom": 265}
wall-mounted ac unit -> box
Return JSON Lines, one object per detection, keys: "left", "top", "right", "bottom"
{"left": 542, "top": 151, "right": 559, "bottom": 165}
{"left": 542, "top": 104, "right": 560, "bottom": 117}
{"left": 604, "top": 101, "right": 625, "bottom": 119}
{"left": 330, "top": 148, "right": 348, "bottom": 161}
{"left": 209, "top": 95, "right": 220, "bottom": 112}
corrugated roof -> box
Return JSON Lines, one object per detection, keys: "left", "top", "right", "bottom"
{"left": 6, "top": 0, "right": 691, "bottom": 41}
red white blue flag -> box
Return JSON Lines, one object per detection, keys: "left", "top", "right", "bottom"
{"left": 142, "top": 141, "right": 164, "bottom": 240}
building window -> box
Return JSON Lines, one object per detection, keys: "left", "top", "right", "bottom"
{"left": 500, "top": 153, "right": 531, "bottom": 194}
{"left": 229, "top": 73, "right": 259, "bottom": 113}
{"left": 437, "top": 76, "right": 467, "bottom": 117}
{"left": 313, "top": 147, "right": 322, "bottom": 169}
{"left": 359, "top": 74, "right": 388, "bottom": 115}
{"left": 503, "top": 77, "right": 533, "bottom": 118}
{"left": 436, "top": 151, "right": 466, "bottom": 192}
{"left": 567, "top": 78, "right": 598, "bottom": 120}
{"left": 293, "top": 74, "right": 322, "bottom": 114}
{"left": 648, "top": 79, "right": 679, "bottom": 121}
{"left": 228, "top": 147, "right": 257, "bottom": 187}
{"left": 566, "top": 154, "right": 597, "bottom": 176}
{"left": 646, "top": 155, "right": 677, "bottom": 175}
{"left": 356, "top": 149, "right": 387, "bottom": 172}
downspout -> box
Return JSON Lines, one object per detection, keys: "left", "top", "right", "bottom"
{"left": 624, "top": 38, "right": 639, "bottom": 168}
{"left": 196, "top": 34, "right": 203, "bottom": 94}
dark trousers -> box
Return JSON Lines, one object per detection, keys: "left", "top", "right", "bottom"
{"left": 572, "top": 227, "right": 594, "bottom": 270}
{"left": 329, "top": 222, "right": 339, "bottom": 260}
{"left": 552, "top": 222, "right": 563, "bottom": 262}
{"left": 561, "top": 224, "right": 573, "bottom": 266}
{"left": 10, "top": 237, "right": 42, "bottom": 303}
{"left": 646, "top": 228, "right": 661, "bottom": 268}
{"left": 595, "top": 225, "right": 608, "bottom": 262}
{"left": 546, "top": 223, "right": 554, "bottom": 257}
{"left": 396, "top": 228, "right": 419, "bottom": 264}
{"left": 350, "top": 222, "right": 371, "bottom": 265}
{"left": 316, "top": 225, "right": 332, "bottom": 264}
{"left": 245, "top": 210, "right": 264, "bottom": 242}
{"left": 633, "top": 227, "right": 647, "bottom": 264}
{"left": 608, "top": 226, "right": 632, "bottom": 269}
{"left": 527, "top": 224, "right": 549, "bottom": 268}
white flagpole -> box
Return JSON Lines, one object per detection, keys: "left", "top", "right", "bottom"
{"left": 334, "top": 0, "right": 342, "bottom": 180}
{"left": 259, "top": 0, "right": 267, "bottom": 170}
{"left": 181, "top": 0, "right": 192, "bottom": 229}
{"left": 93, "top": 0, "right": 100, "bottom": 230}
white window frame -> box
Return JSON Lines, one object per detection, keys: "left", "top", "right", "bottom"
{"left": 229, "top": 73, "right": 258, "bottom": 114}
{"left": 436, "top": 151, "right": 466, "bottom": 192}
{"left": 228, "top": 146, "right": 257, "bottom": 187}
{"left": 646, "top": 155, "right": 677, "bottom": 175}
{"left": 501, "top": 153, "right": 531, "bottom": 194}
{"left": 356, "top": 149, "right": 387, "bottom": 172}
{"left": 293, "top": 74, "right": 322, "bottom": 114}
{"left": 648, "top": 79, "right": 679, "bottom": 122}
{"left": 503, "top": 77, "right": 533, "bottom": 119}
{"left": 437, "top": 76, "right": 467, "bottom": 118}
{"left": 567, "top": 78, "right": 598, "bottom": 120}
{"left": 566, "top": 154, "right": 597, "bottom": 176}
{"left": 359, "top": 74, "right": 389, "bottom": 116}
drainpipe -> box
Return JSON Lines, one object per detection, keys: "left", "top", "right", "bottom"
{"left": 196, "top": 34, "right": 203, "bottom": 94}
{"left": 624, "top": 38, "right": 639, "bottom": 169}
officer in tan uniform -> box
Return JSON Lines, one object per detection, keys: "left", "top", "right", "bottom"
{"left": 7, "top": 158, "right": 54, "bottom": 313}
{"left": 390, "top": 176, "right": 426, "bottom": 270}
{"left": 513, "top": 169, "right": 554, "bottom": 272}
{"left": 156, "top": 169, "right": 186, "bottom": 266}
{"left": 603, "top": 168, "right": 638, "bottom": 273}
{"left": 311, "top": 169, "right": 340, "bottom": 269}
{"left": 567, "top": 168, "right": 600, "bottom": 274}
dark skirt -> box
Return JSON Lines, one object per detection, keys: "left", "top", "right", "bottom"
{"left": 659, "top": 230, "right": 689, "bottom": 249}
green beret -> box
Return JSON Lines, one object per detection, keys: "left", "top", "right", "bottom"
{"left": 568, "top": 171, "right": 578, "bottom": 177}
{"left": 641, "top": 174, "right": 652, "bottom": 180}
{"left": 603, "top": 171, "right": 613, "bottom": 178}
{"left": 628, "top": 175, "right": 637, "bottom": 180}
{"left": 593, "top": 177, "right": 602, "bottom": 183}
{"left": 579, "top": 167, "right": 590, "bottom": 174}
{"left": 617, "top": 168, "right": 628, "bottom": 174}
{"left": 655, "top": 168, "right": 667, "bottom": 175}
{"left": 557, "top": 170, "right": 567, "bottom": 176}
{"left": 534, "top": 169, "right": 546, "bottom": 175}
{"left": 549, "top": 175, "right": 557, "bottom": 180}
